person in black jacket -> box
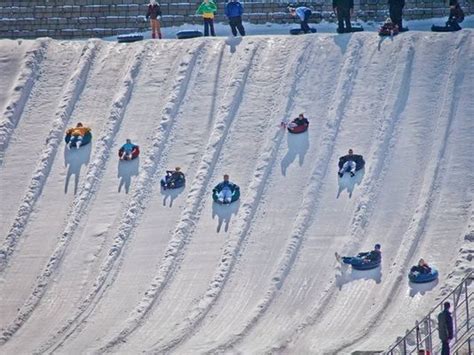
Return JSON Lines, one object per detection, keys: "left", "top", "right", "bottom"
{"left": 388, "top": 0, "right": 405, "bottom": 31}
{"left": 438, "top": 302, "right": 454, "bottom": 355}
{"left": 333, "top": 0, "right": 354, "bottom": 33}
{"left": 290, "top": 113, "right": 309, "bottom": 128}
{"left": 146, "top": 0, "right": 162, "bottom": 39}
{"left": 446, "top": 0, "right": 464, "bottom": 30}
{"left": 337, "top": 244, "right": 382, "bottom": 266}
{"left": 338, "top": 149, "right": 365, "bottom": 178}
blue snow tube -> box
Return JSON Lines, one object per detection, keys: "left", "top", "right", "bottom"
{"left": 351, "top": 259, "right": 381, "bottom": 270}
{"left": 65, "top": 131, "right": 92, "bottom": 147}
{"left": 176, "top": 30, "right": 203, "bottom": 39}
{"left": 212, "top": 184, "right": 240, "bottom": 204}
{"left": 409, "top": 268, "right": 439, "bottom": 283}
{"left": 117, "top": 33, "right": 144, "bottom": 43}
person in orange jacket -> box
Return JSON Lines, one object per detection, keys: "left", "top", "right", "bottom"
{"left": 66, "top": 122, "right": 91, "bottom": 148}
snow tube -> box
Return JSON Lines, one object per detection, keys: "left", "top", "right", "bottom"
{"left": 379, "top": 28, "right": 399, "bottom": 36}
{"left": 65, "top": 131, "right": 92, "bottom": 147}
{"left": 352, "top": 259, "right": 381, "bottom": 270}
{"left": 212, "top": 184, "right": 240, "bottom": 204}
{"left": 118, "top": 146, "right": 140, "bottom": 160}
{"left": 431, "top": 25, "right": 461, "bottom": 32}
{"left": 161, "top": 174, "right": 186, "bottom": 189}
{"left": 288, "top": 122, "right": 309, "bottom": 134}
{"left": 117, "top": 33, "right": 144, "bottom": 43}
{"left": 337, "top": 24, "right": 364, "bottom": 33}
{"left": 289, "top": 27, "right": 317, "bottom": 35}
{"left": 338, "top": 155, "right": 365, "bottom": 172}
{"left": 409, "top": 268, "right": 439, "bottom": 283}
{"left": 176, "top": 30, "right": 203, "bottom": 39}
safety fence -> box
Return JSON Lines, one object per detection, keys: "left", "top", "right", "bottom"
{"left": 386, "top": 271, "right": 473, "bottom": 355}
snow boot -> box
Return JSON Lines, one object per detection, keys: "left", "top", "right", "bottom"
{"left": 152, "top": 32, "right": 156, "bottom": 39}
{"left": 158, "top": 32, "right": 162, "bottom": 39}
{"left": 338, "top": 172, "right": 343, "bottom": 178}
{"left": 350, "top": 172, "right": 355, "bottom": 177}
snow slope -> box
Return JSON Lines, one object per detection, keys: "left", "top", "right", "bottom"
{"left": 0, "top": 31, "right": 473, "bottom": 354}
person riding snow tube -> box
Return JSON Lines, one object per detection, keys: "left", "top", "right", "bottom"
{"left": 409, "top": 258, "right": 439, "bottom": 283}
{"left": 338, "top": 148, "right": 365, "bottom": 177}
{"left": 212, "top": 174, "right": 240, "bottom": 204}
{"left": 65, "top": 122, "right": 92, "bottom": 148}
{"left": 118, "top": 139, "right": 140, "bottom": 160}
{"left": 287, "top": 113, "right": 309, "bottom": 134}
{"left": 379, "top": 18, "right": 400, "bottom": 36}
{"left": 337, "top": 244, "right": 381, "bottom": 270}
{"left": 161, "top": 167, "right": 186, "bottom": 189}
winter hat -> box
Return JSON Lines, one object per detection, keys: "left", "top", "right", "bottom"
{"left": 149, "top": 0, "right": 157, "bottom": 5}
{"left": 385, "top": 17, "right": 392, "bottom": 23}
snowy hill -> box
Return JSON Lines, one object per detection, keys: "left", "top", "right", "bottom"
{"left": 0, "top": 32, "right": 473, "bottom": 354}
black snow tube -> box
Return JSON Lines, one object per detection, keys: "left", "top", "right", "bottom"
{"left": 212, "top": 184, "right": 240, "bottom": 204}
{"left": 338, "top": 155, "right": 365, "bottom": 171}
{"left": 378, "top": 28, "right": 399, "bottom": 36}
{"left": 337, "top": 24, "right": 364, "bottom": 33}
{"left": 176, "top": 30, "right": 203, "bottom": 39}
{"left": 161, "top": 174, "right": 186, "bottom": 189}
{"left": 431, "top": 25, "right": 461, "bottom": 32}
{"left": 289, "top": 27, "right": 317, "bottom": 35}
{"left": 117, "top": 34, "right": 144, "bottom": 43}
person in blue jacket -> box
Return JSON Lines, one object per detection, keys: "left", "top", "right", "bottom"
{"left": 225, "top": 0, "right": 246, "bottom": 36}
{"left": 120, "top": 139, "right": 138, "bottom": 160}
{"left": 214, "top": 174, "right": 239, "bottom": 204}
{"left": 289, "top": 6, "right": 312, "bottom": 34}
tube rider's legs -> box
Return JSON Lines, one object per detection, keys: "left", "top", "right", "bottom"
{"left": 151, "top": 19, "right": 161, "bottom": 38}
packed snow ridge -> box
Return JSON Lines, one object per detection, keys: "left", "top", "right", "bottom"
{"left": 0, "top": 31, "right": 473, "bottom": 354}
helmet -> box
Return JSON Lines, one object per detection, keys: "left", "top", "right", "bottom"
{"left": 374, "top": 244, "right": 381, "bottom": 250}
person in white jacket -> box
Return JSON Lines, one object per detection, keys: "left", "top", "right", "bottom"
{"left": 289, "top": 6, "right": 312, "bottom": 33}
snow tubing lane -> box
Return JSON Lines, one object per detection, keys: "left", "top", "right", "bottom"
{"left": 409, "top": 268, "right": 439, "bottom": 283}
{"left": 161, "top": 176, "right": 186, "bottom": 189}
{"left": 287, "top": 122, "right": 309, "bottom": 134}
{"left": 289, "top": 28, "right": 317, "bottom": 35}
{"left": 117, "top": 34, "right": 144, "bottom": 43}
{"left": 431, "top": 25, "right": 462, "bottom": 32}
{"left": 212, "top": 185, "right": 240, "bottom": 204}
{"left": 351, "top": 259, "right": 381, "bottom": 270}
{"left": 176, "top": 30, "right": 203, "bottom": 39}
{"left": 64, "top": 132, "right": 92, "bottom": 147}
{"left": 118, "top": 146, "right": 140, "bottom": 160}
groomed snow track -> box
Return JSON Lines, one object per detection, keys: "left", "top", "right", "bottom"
{"left": 0, "top": 32, "right": 473, "bottom": 354}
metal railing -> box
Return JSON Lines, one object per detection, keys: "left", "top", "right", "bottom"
{"left": 386, "top": 271, "right": 473, "bottom": 355}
